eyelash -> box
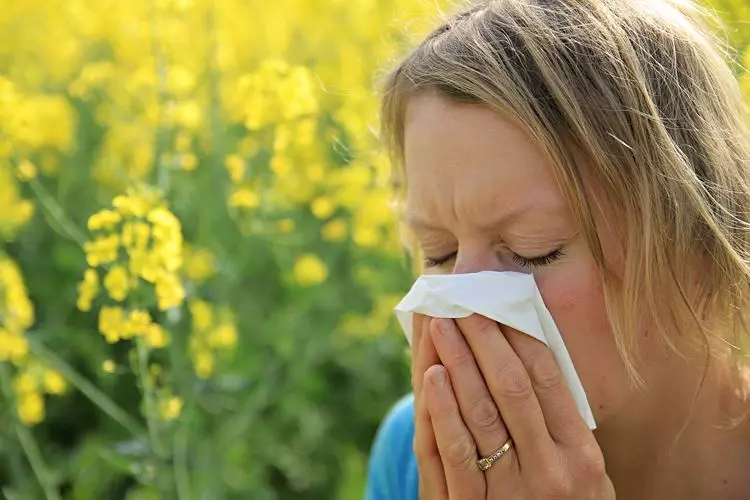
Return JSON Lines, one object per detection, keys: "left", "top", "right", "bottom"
{"left": 423, "top": 249, "right": 565, "bottom": 269}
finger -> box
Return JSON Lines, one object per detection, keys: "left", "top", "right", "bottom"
{"left": 413, "top": 316, "right": 435, "bottom": 439}
{"left": 502, "top": 326, "right": 591, "bottom": 446}
{"left": 430, "top": 318, "right": 509, "bottom": 457}
{"left": 414, "top": 316, "right": 439, "bottom": 424}
{"left": 415, "top": 378, "right": 448, "bottom": 500}
{"left": 411, "top": 314, "right": 433, "bottom": 397}
{"left": 412, "top": 313, "right": 425, "bottom": 368}
{"left": 424, "top": 365, "right": 485, "bottom": 500}
{"left": 456, "top": 315, "right": 555, "bottom": 463}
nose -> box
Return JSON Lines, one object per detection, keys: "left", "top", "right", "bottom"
{"left": 452, "top": 246, "right": 505, "bottom": 275}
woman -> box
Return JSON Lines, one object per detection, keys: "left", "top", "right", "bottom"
{"left": 365, "top": 0, "right": 750, "bottom": 499}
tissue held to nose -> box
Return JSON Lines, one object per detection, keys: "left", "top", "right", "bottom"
{"left": 394, "top": 271, "right": 597, "bottom": 429}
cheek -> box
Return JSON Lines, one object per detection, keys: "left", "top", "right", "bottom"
{"left": 535, "top": 259, "right": 630, "bottom": 417}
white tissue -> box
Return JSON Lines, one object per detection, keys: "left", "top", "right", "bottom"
{"left": 394, "top": 271, "right": 596, "bottom": 430}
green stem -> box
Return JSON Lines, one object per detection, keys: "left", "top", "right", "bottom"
{"left": 29, "top": 339, "right": 147, "bottom": 441}
{"left": 27, "top": 178, "right": 87, "bottom": 247}
{"left": 136, "top": 339, "right": 162, "bottom": 455}
{"left": 173, "top": 419, "right": 191, "bottom": 500}
{"left": 0, "top": 364, "right": 61, "bottom": 500}
{"left": 135, "top": 337, "right": 172, "bottom": 497}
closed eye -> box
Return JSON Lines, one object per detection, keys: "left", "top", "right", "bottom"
{"left": 423, "top": 251, "right": 457, "bottom": 268}
{"left": 423, "top": 248, "right": 564, "bottom": 269}
{"left": 511, "top": 248, "right": 564, "bottom": 267}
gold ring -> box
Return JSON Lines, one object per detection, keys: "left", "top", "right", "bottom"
{"left": 476, "top": 438, "right": 513, "bottom": 471}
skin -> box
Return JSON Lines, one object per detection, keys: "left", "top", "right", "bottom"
{"left": 403, "top": 93, "right": 750, "bottom": 499}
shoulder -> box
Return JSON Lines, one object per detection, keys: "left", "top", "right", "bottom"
{"left": 365, "top": 393, "right": 418, "bottom": 500}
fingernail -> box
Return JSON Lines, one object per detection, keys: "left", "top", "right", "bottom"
{"left": 433, "top": 368, "right": 448, "bottom": 387}
{"left": 437, "top": 319, "right": 455, "bottom": 336}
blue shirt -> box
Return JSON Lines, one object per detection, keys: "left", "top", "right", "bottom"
{"left": 365, "top": 393, "right": 419, "bottom": 500}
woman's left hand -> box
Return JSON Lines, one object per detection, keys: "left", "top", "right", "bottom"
{"left": 416, "top": 314, "right": 615, "bottom": 499}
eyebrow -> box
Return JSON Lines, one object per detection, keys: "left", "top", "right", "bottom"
{"left": 404, "top": 202, "right": 553, "bottom": 232}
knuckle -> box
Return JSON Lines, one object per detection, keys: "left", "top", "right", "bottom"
{"left": 537, "top": 471, "right": 571, "bottom": 500}
{"left": 576, "top": 443, "right": 607, "bottom": 479}
{"left": 446, "top": 343, "right": 475, "bottom": 367}
{"left": 491, "top": 363, "right": 533, "bottom": 404}
{"left": 443, "top": 435, "right": 476, "bottom": 469}
{"left": 468, "top": 396, "right": 501, "bottom": 433}
{"left": 543, "top": 481, "right": 572, "bottom": 500}
{"left": 528, "top": 356, "right": 565, "bottom": 394}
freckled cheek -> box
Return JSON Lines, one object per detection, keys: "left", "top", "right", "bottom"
{"left": 534, "top": 265, "right": 627, "bottom": 417}
{"left": 534, "top": 266, "right": 610, "bottom": 359}
{"left": 534, "top": 264, "right": 604, "bottom": 324}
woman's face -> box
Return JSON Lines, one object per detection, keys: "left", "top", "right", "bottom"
{"left": 402, "top": 94, "right": 638, "bottom": 424}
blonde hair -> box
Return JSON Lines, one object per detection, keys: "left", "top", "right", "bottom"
{"left": 381, "top": 0, "right": 750, "bottom": 380}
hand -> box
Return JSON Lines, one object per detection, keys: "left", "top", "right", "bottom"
{"left": 415, "top": 314, "right": 615, "bottom": 499}
{"left": 410, "top": 313, "right": 447, "bottom": 499}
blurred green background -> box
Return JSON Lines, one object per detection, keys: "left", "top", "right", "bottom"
{"left": 0, "top": 0, "right": 748, "bottom": 499}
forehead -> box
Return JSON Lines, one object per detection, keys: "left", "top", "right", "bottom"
{"left": 402, "top": 94, "right": 567, "bottom": 226}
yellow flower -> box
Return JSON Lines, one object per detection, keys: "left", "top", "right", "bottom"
{"left": 104, "top": 265, "right": 130, "bottom": 301}
{"left": 159, "top": 396, "right": 183, "bottom": 421}
{"left": 121, "top": 221, "right": 150, "bottom": 251}
{"left": 225, "top": 154, "right": 245, "bottom": 183}
{"left": 0, "top": 164, "right": 34, "bottom": 238}
{"left": 292, "top": 254, "right": 328, "bottom": 286}
{"left": 0, "top": 257, "right": 34, "bottom": 363}
{"left": 156, "top": 241, "right": 183, "bottom": 272}
{"left": 76, "top": 268, "right": 99, "bottom": 311}
{"left": 270, "top": 155, "right": 292, "bottom": 177}
{"left": 43, "top": 370, "right": 66, "bottom": 395}
{"left": 113, "top": 194, "right": 152, "bottom": 218}
{"left": 175, "top": 132, "right": 192, "bottom": 152}
{"left": 147, "top": 207, "right": 181, "bottom": 236}
{"left": 145, "top": 323, "right": 169, "bottom": 348}
{"left": 183, "top": 246, "right": 216, "bottom": 283}
{"left": 306, "top": 163, "right": 325, "bottom": 183}
{"left": 209, "top": 322, "right": 237, "bottom": 349}
{"left": 321, "top": 218, "right": 347, "bottom": 242}
{"left": 84, "top": 235, "right": 120, "bottom": 267}
{"left": 311, "top": 197, "right": 335, "bottom": 219}
{"left": 353, "top": 224, "right": 380, "bottom": 248}
{"left": 189, "top": 300, "right": 214, "bottom": 331}
{"left": 180, "top": 153, "right": 198, "bottom": 171}
{"left": 0, "top": 329, "right": 28, "bottom": 363}
{"left": 277, "top": 219, "right": 295, "bottom": 233}
{"left": 87, "top": 210, "right": 122, "bottom": 232}
{"left": 123, "top": 309, "right": 152, "bottom": 340}
{"left": 228, "top": 187, "right": 260, "bottom": 209}
{"left": 171, "top": 100, "right": 202, "bottom": 130}
{"left": 16, "top": 160, "right": 37, "bottom": 181}
{"left": 167, "top": 66, "right": 195, "bottom": 96}
{"left": 99, "top": 306, "right": 125, "bottom": 344}
{"left": 129, "top": 249, "right": 161, "bottom": 282}
{"left": 17, "top": 391, "right": 44, "bottom": 426}
{"left": 13, "top": 372, "right": 37, "bottom": 394}
{"left": 155, "top": 272, "right": 185, "bottom": 311}
{"left": 193, "top": 350, "right": 214, "bottom": 379}
{"left": 101, "top": 359, "right": 116, "bottom": 373}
